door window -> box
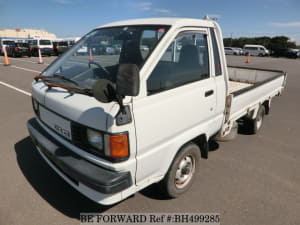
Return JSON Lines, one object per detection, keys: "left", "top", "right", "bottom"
{"left": 210, "top": 28, "right": 222, "bottom": 76}
{"left": 147, "top": 32, "right": 209, "bottom": 95}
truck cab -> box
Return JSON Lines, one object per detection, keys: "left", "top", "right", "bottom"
{"left": 28, "top": 18, "right": 286, "bottom": 205}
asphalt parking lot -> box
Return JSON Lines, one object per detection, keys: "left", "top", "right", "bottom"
{"left": 0, "top": 55, "right": 299, "bottom": 225}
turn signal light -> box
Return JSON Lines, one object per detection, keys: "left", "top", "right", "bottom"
{"left": 109, "top": 134, "right": 129, "bottom": 158}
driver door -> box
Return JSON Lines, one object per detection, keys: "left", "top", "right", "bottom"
{"left": 133, "top": 29, "right": 218, "bottom": 185}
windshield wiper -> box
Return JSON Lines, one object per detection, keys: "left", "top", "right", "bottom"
{"left": 34, "top": 75, "right": 79, "bottom": 86}
{"left": 34, "top": 75, "right": 92, "bottom": 96}
{"left": 46, "top": 82, "right": 93, "bottom": 96}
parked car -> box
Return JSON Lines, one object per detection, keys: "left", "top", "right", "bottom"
{"left": 28, "top": 18, "right": 287, "bottom": 206}
{"left": 234, "top": 47, "right": 244, "bottom": 55}
{"left": 53, "top": 41, "right": 70, "bottom": 56}
{"left": 140, "top": 45, "right": 150, "bottom": 51}
{"left": 6, "top": 42, "right": 31, "bottom": 57}
{"left": 28, "top": 39, "right": 54, "bottom": 56}
{"left": 0, "top": 39, "right": 15, "bottom": 55}
{"left": 271, "top": 48, "right": 298, "bottom": 59}
{"left": 243, "top": 44, "right": 269, "bottom": 56}
{"left": 105, "top": 45, "right": 116, "bottom": 54}
{"left": 113, "top": 44, "right": 122, "bottom": 54}
{"left": 287, "top": 49, "right": 299, "bottom": 59}
{"left": 77, "top": 45, "right": 88, "bottom": 55}
{"left": 224, "top": 47, "right": 240, "bottom": 55}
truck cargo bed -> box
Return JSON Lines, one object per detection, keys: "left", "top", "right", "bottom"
{"left": 227, "top": 66, "right": 287, "bottom": 121}
{"left": 228, "top": 81, "right": 253, "bottom": 93}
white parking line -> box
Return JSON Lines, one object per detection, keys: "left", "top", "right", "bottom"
{"left": 0, "top": 81, "right": 31, "bottom": 96}
{"left": 11, "top": 65, "right": 41, "bottom": 74}
{"left": 0, "top": 63, "right": 41, "bottom": 74}
{"left": 8, "top": 57, "right": 50, "bottom": 66}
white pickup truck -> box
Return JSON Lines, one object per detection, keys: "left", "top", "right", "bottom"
{"left": 27, "top": 18, "right": 287, "bottom": 205}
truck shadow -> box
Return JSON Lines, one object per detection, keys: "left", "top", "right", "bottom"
{"left": 14, "top": 137, "right": 112, "bottom": 219}
{"left": 16, "top": 137, "right": 221, "bottom": 205}
{"left": 237, "top": 121, "right": 253, "bottom": 135}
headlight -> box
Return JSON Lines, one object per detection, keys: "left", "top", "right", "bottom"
{"left": 87, "top": 129, "right": 103, "bottom": 150}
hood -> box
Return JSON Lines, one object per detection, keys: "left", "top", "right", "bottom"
{"left": 32, "top": 81, "right": 117, "bottom": 131}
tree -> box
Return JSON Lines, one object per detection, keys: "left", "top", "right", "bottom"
{"left": 223, "top": 36, "right": 296, "bottom": 51}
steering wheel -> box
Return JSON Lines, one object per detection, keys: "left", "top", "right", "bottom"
{"left": 88, "top": 61, "right": 110, "bottom": 76}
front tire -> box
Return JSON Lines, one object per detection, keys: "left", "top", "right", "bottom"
{"left": 159, "top": 143, "right": 200, "bottom": 198}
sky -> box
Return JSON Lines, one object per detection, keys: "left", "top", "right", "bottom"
{"left": 1, "top": 0, "right": 300, "bottom": 44}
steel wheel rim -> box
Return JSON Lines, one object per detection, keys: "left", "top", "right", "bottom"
{"left": 175, "top": 155, "right": 195, "bottom": 189}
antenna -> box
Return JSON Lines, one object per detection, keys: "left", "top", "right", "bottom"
{"left": 203, "top": 14, "right": 218, "bottom": 21}
{"left": 203, "top": 15, "right": 210, "bottom": 20}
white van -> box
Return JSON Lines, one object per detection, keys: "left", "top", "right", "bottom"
{"left": 243, "top": 44, "right": 269, "bottom": 56}
{"left": 28, "top": 39, "right": 54, "bottom": 56}
{"left": 0, "top": 39, "right": 15, "bottom": 55}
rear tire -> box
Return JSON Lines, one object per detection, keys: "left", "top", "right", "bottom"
{"left": 159, "top": 143, "right": 200, "bottom": 198}
{"left": 244, "top": 105, "right": 265, "bottom": 134}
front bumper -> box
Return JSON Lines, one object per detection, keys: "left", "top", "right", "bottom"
{"left": 27, "top": 118, "right": 132, "bottom": 194}
{"left": 40, "top": 48, "right": 54, "bottom": 55}
{"left": 16, "top": 51, "right": 30, "bottom": 56}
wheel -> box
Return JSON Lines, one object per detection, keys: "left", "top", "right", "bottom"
{"left": 244, "top": 105, "right": 265, "bottom": 134}
{"left": 159, "top": 143, "right": 200, "bottom": 198}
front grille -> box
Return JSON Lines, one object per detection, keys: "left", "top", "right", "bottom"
{"left": 71, "top": 122, "right": 87, "bottom": 148}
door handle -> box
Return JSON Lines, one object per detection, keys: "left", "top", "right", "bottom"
{"left": 205, "top": 90, "right": 214, "bottom": 97}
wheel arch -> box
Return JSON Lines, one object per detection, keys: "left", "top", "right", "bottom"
{"left": 191, "top": 134, "right": 209, "bottom": 159}
{"left": 164, "top": 133, "right": 209, "bottom": 180}
{"left": 175, "top": 133, "right": 209, "bottom": 160}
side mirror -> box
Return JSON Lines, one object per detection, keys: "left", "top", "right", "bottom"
{"left": 92, "top": 79, "right": 116, "bottom": 103}
{"left": 116, "top": 64, "right": 140, "bottom": 97}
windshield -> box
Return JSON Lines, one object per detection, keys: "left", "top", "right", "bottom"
{"left": 42, "top": 25, "right": 170, "bottom": 90}
{"left": 28, "top": 40, "right": 37, "bottom": 45}
{"left": 58, "top": 41, "right": 68, "bottom": 46}
{"left": 3, "top": 40, "right": 13, "bottom": 44}
{"left": 16, "top": 43, "right": 28, "bottom": 47}
{"left": 40, "top": 40, "right": 51, "bottom": 45}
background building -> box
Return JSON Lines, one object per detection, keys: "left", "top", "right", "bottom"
{"left": 0, "top": 28, "right": 57, "bottom": 40}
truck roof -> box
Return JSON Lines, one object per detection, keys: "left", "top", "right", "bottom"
{"left": 99, "top": 17, "right": 216, "bottom": 29}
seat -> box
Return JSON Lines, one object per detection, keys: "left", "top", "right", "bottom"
{"left": 178, "top": 44, "right": 200, "bottom": 68}
{"left": 119, "top": 40, "right": 143, "bottom": 67}
{"left": 176, "top": 44, "right": 202, "bottom": 84}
